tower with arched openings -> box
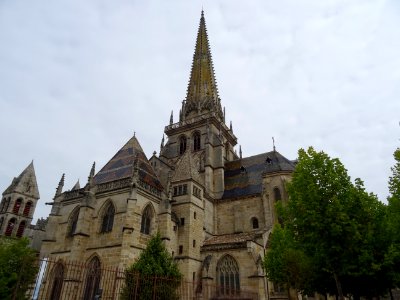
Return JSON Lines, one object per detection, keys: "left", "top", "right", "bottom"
{"left": 0, "top": 161, "right": 40, "bottom": 240}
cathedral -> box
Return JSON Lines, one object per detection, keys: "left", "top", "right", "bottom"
{"left": 2, "top": 11, "right": 296, "bottom": 299}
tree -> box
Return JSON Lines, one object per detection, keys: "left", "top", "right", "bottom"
{"left": 266, "top": 147, "right": 392, "bottom": 299}
{"left": 386, "top": 148, "right": 400, "bottom": 288}
{"left": 264, "top": 225, "right": 314, "bottom": 296}
{"left": 0, "top": 237, "right": 38, "bottom": 300}
{"left": 120, "top": 233, "right": 182, "bottom": 300}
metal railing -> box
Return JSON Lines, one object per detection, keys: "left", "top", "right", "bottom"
{"left": 26, "top": 258, "right": 258, "bottom": 300}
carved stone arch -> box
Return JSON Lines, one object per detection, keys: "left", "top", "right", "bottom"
{"left": 48, "top": 260, "right": 65, "bottom": 300}
{"left": 83, "top": 255, "right": 102, "bottom": 300}
{"left": 99, "top": 199, "right": 115, "bottom": 233}
{"left": 67, "top": 206, "right": 80, "bottom": 237}
{"left": 216, "top": 254, "right": 240, "bottom": 295}
{"left": 140, "top": 203, "right": 156, "bottom": 235}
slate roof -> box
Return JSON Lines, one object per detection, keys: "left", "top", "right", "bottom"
{"left": 222, "top": 151, "right": 295, "bottom": 199}
{"left": 94, "top": 135, "right": 163, "bottom": 191}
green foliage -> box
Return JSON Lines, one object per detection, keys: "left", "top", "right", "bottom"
{"left": 264, "top": 225, "right": 314, "bottom": 294}
{"left": 386, "top": 148, "right": 400, "bottom": 287}
{"left": 120, "top": 233, "right": 182, "bottom": 300}
{"left": 265, "top": 147, "right": 394, "bottom": 299}
{"left": 0, "top": 237, "right": 38, "bottom": 300}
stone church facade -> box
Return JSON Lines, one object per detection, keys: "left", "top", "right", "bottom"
{"left": 39, "top": 11, "right": 296, "bottom": 299}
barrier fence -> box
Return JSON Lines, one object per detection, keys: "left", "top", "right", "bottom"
{"left": 27, "top": 258, "right": 259, "bottom": 300}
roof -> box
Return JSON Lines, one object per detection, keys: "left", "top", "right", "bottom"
{"left": 94, "top": 135, "right": 163, "bottom": 191}
{"left": 222, "top": 151, "right": 295, "bottom": 199}
{"left": 3, "top": 161, "right": 40, "bottom": 199}
{"left": 203, "top": 232, "right": 261, "bottom": 246}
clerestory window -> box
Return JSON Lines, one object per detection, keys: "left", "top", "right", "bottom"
{"left": 101, "top": 202, "right": 115, "bottom": 233}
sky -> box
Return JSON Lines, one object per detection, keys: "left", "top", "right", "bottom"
{"left": 0, "top": 0, "right": 399, "bottom": 222}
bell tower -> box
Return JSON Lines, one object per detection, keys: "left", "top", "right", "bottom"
{"left": 0, "top": 161, "right": 40, "bottom": 238}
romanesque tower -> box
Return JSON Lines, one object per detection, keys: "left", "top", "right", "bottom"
{"left": 0, "top": 161, "right": 40, "bottom": 238}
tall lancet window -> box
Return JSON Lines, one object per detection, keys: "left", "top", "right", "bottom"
{"left": 13, "top": 198, "right": 22, "bottom": 214}
{"left": 23, "top": 202, "right": 32, "bottom": 216}
{"left": 101, "top": 202, "right": 115, "bottom": 233}
{"left": 83, "top": 257, "right": 101, "bottom": 300}
{"left": 141, "top": 205, "right": 153, "bottom": 235}
{"left": 217, "top": 255, "right": 240, "bottom": 296}
{"left": 68, "top": 208, "right": 79, "bottom": 237}
{"left": 179, "top": 136, "right": 187, "bottom": 155}
{"left": 49, "top": 263, "right": 64, "bottom": 300}
{"left": 5, "top": 218, "right": 16, "bottom": 236}
{"left": 16, "top": 221, "right": 26, "bottom": 237}
{"left": 193, "top": 132, "right": 201, "bottom": 151}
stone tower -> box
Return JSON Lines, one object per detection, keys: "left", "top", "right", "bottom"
{"left": 150, "top": 10, "right": 238, "bottom": 279}
{"left": 0, "top": 161, "right": 40, "bottom": 238}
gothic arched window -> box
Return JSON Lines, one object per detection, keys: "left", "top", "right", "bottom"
{"left": 16, "top": 221, "right": 26, "bottom": 237}
{"left": 5, "top": 218, "right": 16, "bottom": 236}
{"left": 251, "top": 217, "right": 259, "bottom": 229}
{"left": 101, "top": 202, "right": 115, "bottom": 233}
{"left": 83, "top": 257, "right": 101, "bottom": 300}
{"left": 13, "top": 198, "right": 22, "bottom": 214}
{"left": 217, "top": 255, "right": 240, "bottom": 296}
{"left": 68, "top": 208, "right": 79, "bottom": 237}
{"left": 23, "top": 202, "right": 32, "bottom": 216}
{"left": 274, "top": 187, "right": 282, "bottom": 201}
{"left": 140, "top": 205, "right": 153, "bottom": 235}
{"left": 193, "top": 132, "right": 201, "bottom": 151}
{"left": 0, "top": 217, "right": 4, "bottom": 232}
{"left": 49, "top": 263, "right": 64, "bottom": 300}
{"left": 179, "top": 136, "right": 187, "bottom": 155}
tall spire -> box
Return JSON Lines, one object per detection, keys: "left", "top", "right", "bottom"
{"left": 183, "top": 10, "right": 223, "bottom": 121}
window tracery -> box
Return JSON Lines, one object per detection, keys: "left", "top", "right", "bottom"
{"left": 217, "top": 255, "right": 240, "bottom": 296}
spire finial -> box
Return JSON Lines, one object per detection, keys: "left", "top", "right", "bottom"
{"left": 160, "top": 134, "right": 165, "bottom": 151}
{"left": 134, "top": 131, "right": 136, "bottom": 137}
{"left": 170, "top": 110, "right": 173, "bottom": 124}
{"left": 88, "top": 162, "right": 95, "bottom": 187}
{"left": 230, "top": 121, "right": 233, "bottom": 132}
{"left": 239, "top": 145, "right": 242, "bottom": 159}
{"left": 272, "top": 137, "right": 276, "bottom": 152}
{"left": 54, "top": 173, "right": 65, "bottom": 198}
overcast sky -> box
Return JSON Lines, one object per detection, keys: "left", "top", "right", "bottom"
{"left": 0, "top": 0, "right": 399, "bottom": 222}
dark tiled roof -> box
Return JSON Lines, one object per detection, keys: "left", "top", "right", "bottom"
{"left": 94, "top": 136, "right": 163, "bottom": 191}
{"left": 222, "top": 151, "right": 295, "bottom": 199}
{"left": 203, "top": 232, "right": 260, "bottom": 246}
